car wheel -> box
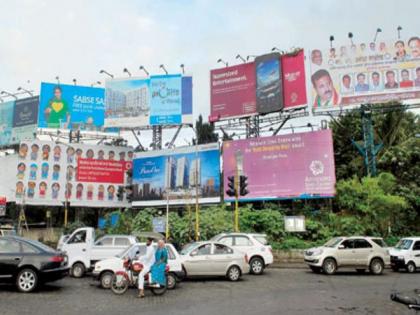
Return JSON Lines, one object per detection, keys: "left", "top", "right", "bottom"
{"left": 356, "top": 269, "right": 365, "bottom": 274}
{"left": 322, "top": 258, "right": 337, "bottom": 275}
{"left": 16, "top": 268, "right": 38, "bottom": 293}
{"left": 406, "top": 262, "right": 416, "bottom": 273}
{"left": 100, "top": 271, "right": 114, "bottom": 289}
{"left": 167, "top": 273, "right": 177, "bottom": 290}
{"left": 227, "top": 265, "right": 241, "bottom": 281}
{"left": 71, "top": 262, "right": 86, "bottom": 278}
{"left": 249, "top": 257, "right": 264, "bottom": 275}
{"left": 310, "top": 266, "right": 322, "bottom": 273}
{"left": 369, "top": 258, "right": 384, "bottom": 275}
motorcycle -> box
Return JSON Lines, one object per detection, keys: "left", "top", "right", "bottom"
{"left": 110, "top": 258, "right": 169, "bottom": 296}
{"left": 391, "top": 292, "right": 420, "bottom": 312}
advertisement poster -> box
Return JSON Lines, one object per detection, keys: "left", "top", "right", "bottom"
{"left": 105, "top": 75, "right": 193, "bottom": 128}
{"left": 255, "top": 52, "right": 283, "bottom": 114}
{"left": 132, "top": 143, "right": 221, "bottom": 206}
{"left": 209, "top": 63, "right": 257, "bottom": 121}
{"left": 282, "top": 50, "right": 308, "bottom": 109}
{"left": 0, "top": 97, "right": 38, "bottom": 147}
{"left": 310, "top": 36, "right": 420, "bottom": 110}
{"left": 39, "top": 83, "right": 105, "bottom": 130}
{"left": 150, "top": 74, "right": 182, "bottom": 125}
{"left": 16, "top": 141, "right": 133, "bottom": 207}
{"left": 0, "top": 197, "right": 6, "bottom": 216}
{"left": 223, "top": 130, "right": 336, "bottom": 201}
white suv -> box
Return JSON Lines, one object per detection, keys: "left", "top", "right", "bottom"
{"left": 211, "top": 233, "right": 273, "bottom": 275}
{"left": 390, "top": 237, "right": 420, "bottom": 273}
{"left": 304, "top": 236, "right": 390, "bottom": 275}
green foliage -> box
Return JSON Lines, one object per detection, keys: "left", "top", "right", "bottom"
{"left": 195, "top": 114, "right": 218, "bottom": 145}
{"left": 63, "top": 220, "right": 86, "bottom": 235}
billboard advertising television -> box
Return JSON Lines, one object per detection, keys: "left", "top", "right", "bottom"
{"left": 132, "top": 143, "right": 221, "bottom": 206}
{"left": 39, "top": 83, "right": 105, "bottom": 130}
{"left": 310, "top": 36, "right": 420, "bottom": 109}
{"left": 15, "top": 141, "right": 133, "bottom": 207}
{"left": 223, "top": 130, "right": 336, "bottom": 201}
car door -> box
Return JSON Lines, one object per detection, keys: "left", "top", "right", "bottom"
{"left": 183, "top": 243, "right": 212, "bottom": 276}
{"left": 353, "top": 239, "right": 373, "bottom": 266}
{"left": 412, "top": 241, "right": 420, "bottom": 266}
{"left": 336, "top": 239, "right": 355, "bottom": 266}
{"left": 233, "top": 236, "right": 254, "bottom": 255}
{"left": 0, "top": 238, "right": 23, "bottom": 279}
{"left": 65, "top": 229, "right": 88, "bottom": 266}
{"left": 211, "top": 243, "right": 235, "bottom": 274}
{"left": 92, "top": 236, "right": 114, "bottom": 261}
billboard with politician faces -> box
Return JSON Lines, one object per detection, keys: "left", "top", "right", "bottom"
{"left": 310, "top": 36, "right": 420, "bottom": 109}
{"left": 16, "top": 141, "right": 133, "bottom": 207}
{"left": 0, "top": 97, "right": 38, "bottom": 147}
{"left": 39, "top": 83, "right": 105, "bottom": 130}
{"left": 209, "top": 50, "right": 307, "bottom": 121}
{"left": 104, "top": 75, "right": 193, "bottom": 128}
{"left": 223, "top": 130, "right": 336, "bottom": 201}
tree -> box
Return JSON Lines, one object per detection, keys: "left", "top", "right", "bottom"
{"left": 195, "top": 115, "right": 218, "bottom": 144}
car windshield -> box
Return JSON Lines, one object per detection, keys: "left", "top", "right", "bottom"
{"left": 395, "top": 239, "right": 413, "bottom": 250}
{"left": 209, "top": 234, "right": 222, "bottom": 241}
{"left": 181, "top": 243, "right": 197, "bottom": 255}
{"left": 254, "top": 235, "right": 268, "bottom": 245}
{"left": 324, "top": 237, "right": 343, "bottom": 248}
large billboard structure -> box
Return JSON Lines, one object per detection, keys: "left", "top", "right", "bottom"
{"left": 104, "top": 75, "right": 193, "bottom": 128}
{"left": 15, "top": 141, "right": 133, "bottom": 207}
{"left": 0, "top": 97, "right": 38, "bottom": 147}
{"left": 223, "top": 130, "right": 336, "bottom": 201}
{"left": 39, "top": 83, "right": 105, "bottom": 130}
{"left": 310, "top": 36, "right": 420, "bottom": 110}
{"left": 132, "top": 143, "right": 220, "bottom": 206}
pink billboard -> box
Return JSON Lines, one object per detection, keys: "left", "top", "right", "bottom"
{"left": 222, "top": 130, "right": 336, "bottom": 200}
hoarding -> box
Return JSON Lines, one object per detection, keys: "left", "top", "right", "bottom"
{"left": 310, "top": 36, "right": 420, "bottom": 109}
{"left": 282, "top": 50, "right": 308, "bottom": 109}
{"left": 0, "top": 97, "right": 38, "bottom": 147}
{"left": 223, "top": 130, "right": 336, "bottom": 201}
{"left": 209, "top": 63, "right": 257, "bottom": 121}
{"left": 255, "top": 52, "right": 283, "bottom": 114}
{"left": 0, "top": 197, "right": 6, "bottom": 216}
{"left": 104, "top": 75, "right": 193, "bottom": 128}
{"left": 132, "top": 143, "right": 221, "bottom": 206}
{"left": 39, "top": 83, "right": 105, "bottom": 130}
{"left": 15, "top": 141, "right": 133, "bottom": 207}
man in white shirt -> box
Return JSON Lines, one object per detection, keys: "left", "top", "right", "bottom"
{"left": 137, "top": 238, "right": 155, "bottom": 298}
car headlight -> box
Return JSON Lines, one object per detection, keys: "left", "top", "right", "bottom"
{"left": 312, "top": 249, "right": 323, "bottom": 256}
{"left": 95, "top": 264, "right": 101, "bottom": 270}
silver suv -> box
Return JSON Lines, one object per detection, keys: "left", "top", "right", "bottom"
{"left": 304, "top": 236, "right": 390, "bottom": 275}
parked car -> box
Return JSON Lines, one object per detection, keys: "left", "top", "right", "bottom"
{"left": 304, "top": 236, "right": 390, "bottom": 275}
{"left": 390, "top": 237, "right": 420, "bottom": 273}
{"left": 180, "top": 241, "right": 249, "bottom": 281}
{"left": 0, "top": 236, "right": 68, "bottom": 292}
{"left": 0, "top": 225, "right": 17, "bottom": 236}
{"left": 92, "top": 242, "right": 184, "bottom": 290}
{"left": 57, "top": 227, "right": 138, "bottom": 278}
{"left": 211, "top": 233, "right": 273, "bottom": 275}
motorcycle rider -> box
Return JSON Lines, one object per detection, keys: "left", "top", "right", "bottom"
{"left": 137, "top": 237, "right": 156, "bottom": 298}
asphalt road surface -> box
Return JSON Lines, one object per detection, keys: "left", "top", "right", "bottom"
{"left": 0, "top": 268, "right": 419, "bottom": 315}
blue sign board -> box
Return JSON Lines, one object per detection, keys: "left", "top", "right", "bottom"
{"left": 152, "top": 217, "right": 166, "bottom": 233}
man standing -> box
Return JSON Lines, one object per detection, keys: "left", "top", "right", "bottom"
{"left": 137, "top": 238, "right": 155, "bottom": 298}
{"left": 370, "top": 72, "right": 384, "bottom": 92}
{"left": 355, "top": 73, "right": 369, "bottom": 92}
{"left": 385, "top": 71, "right": 399, "bottom": 89}
{"left": 311, "top": 69, "right": 340, "bottom": 108}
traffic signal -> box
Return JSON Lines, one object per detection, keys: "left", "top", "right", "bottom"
{"left": 239, "top": 175, "right": 249, "bottom": 196}
{"left": 116, "top": 186, "right": 124, "bottom": 201}
{"left": 226, "top": 175, "right": 236, "bottom": 197}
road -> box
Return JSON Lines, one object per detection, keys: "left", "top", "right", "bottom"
{"left": 0, "top": 268, "right": 418, "bottom": 315}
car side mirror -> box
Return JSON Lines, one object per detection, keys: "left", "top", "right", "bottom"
{"left": 135, "top": 251, "right": 140, "bottom": 255}
{"left": 338, "top": 245, "right": 345, "bottom": 249}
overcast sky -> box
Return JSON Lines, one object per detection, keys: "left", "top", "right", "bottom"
{"left": 1, "top": 0, "right": 419, "bottom": 146}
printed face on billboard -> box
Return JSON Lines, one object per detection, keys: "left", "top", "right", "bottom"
{"left": 310, "top": 36, "right": 420, "bottom": 109}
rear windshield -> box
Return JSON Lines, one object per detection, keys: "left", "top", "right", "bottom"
{"left": 371, "top": 239, "right": 387, "bottom": 247}
{"left": 254, "top": 235, "right": 268, "bottom": 245}
{"left": 25, "top": 239, "right": 56, "bottom": 253}
{"left": 395, "top": 239, "right": 413, "bottom": 250}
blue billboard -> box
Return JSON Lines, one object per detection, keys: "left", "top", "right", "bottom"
{"left": 132, "top": 143, "right": 220, "bottom": 206}
{"left": 39, "top": 83, "right": 105, "bottom": 130}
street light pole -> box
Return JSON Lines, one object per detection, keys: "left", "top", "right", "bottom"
{"left": 192, "top": 126, "right": 200, "bottom": 241}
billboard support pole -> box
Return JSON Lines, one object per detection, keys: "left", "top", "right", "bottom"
{"left": 152, "top": 126, "right": 163, "bottom": 150}
{"left": 131, "top": 129, "right": 145, "bottom": 151}
{"left": 272, "top": 115, "right": 290, "bottom": 136}
{"left": 194, "top": 128, "right": 200, "bottom": 241}
{"left": 245, "top": 116, "right": 260, "bottom": 138}
{"left": 165, "top": 191, "right": 169, "bottom": 240}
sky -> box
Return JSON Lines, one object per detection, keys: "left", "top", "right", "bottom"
{"left": 0, "top": 0, "right": 419, "bottom": 147}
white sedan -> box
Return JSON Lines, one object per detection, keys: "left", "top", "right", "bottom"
{"left": 180, "top": 241, "right": 250, "bottom": 281}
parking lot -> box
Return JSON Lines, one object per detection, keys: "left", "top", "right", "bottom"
{"left": 0, "top": 268, "right": 418, "bottom": 315}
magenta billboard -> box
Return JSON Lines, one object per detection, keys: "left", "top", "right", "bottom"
{"left": 222, "top": 130, "right": 336, "bottom": 201}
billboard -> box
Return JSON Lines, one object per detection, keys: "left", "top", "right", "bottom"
{"left": 39, "top": 83, "right": 105, "bottom": 130}
{"left": 255, "top": 52, "right": 283, "bottom": 114}
{"left": 15, "top": 141, "right": 133, "bottom": 207}
{"left": 282, "top": 50, "right": 308, "bottom": 109}
{"left": 132, "top": 143, "right": 221, "bottom": 206}
{"left": 0, "top": 97, "right": 38, "bottom": 147}
{"left": 310, "top": 36, "right": 420, "bottom": 109}
{"left": 104, "top": 75, "right": 193, "bottom": 128}
{"left": 223, "top": 130, "right": 336, "bottom": 201}
{"left": 209, "top": 63, "right": 257, "bottom": 121}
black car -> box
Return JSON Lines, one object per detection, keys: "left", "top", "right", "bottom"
{"left": 0, "top": 236, "right": 69, "bottom": 292}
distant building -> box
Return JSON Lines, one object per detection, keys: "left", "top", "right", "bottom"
{"left": 106, "top": 85, "right": 149, "bottom": 117}
{"left": 189, "top": 158, "right": 201, "bottom": 187}
{"left": 164, "top": 157, "right": 176, "bottom": 190}
{"left": 176, "top": 157, "right": 189, "bottom": 188}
